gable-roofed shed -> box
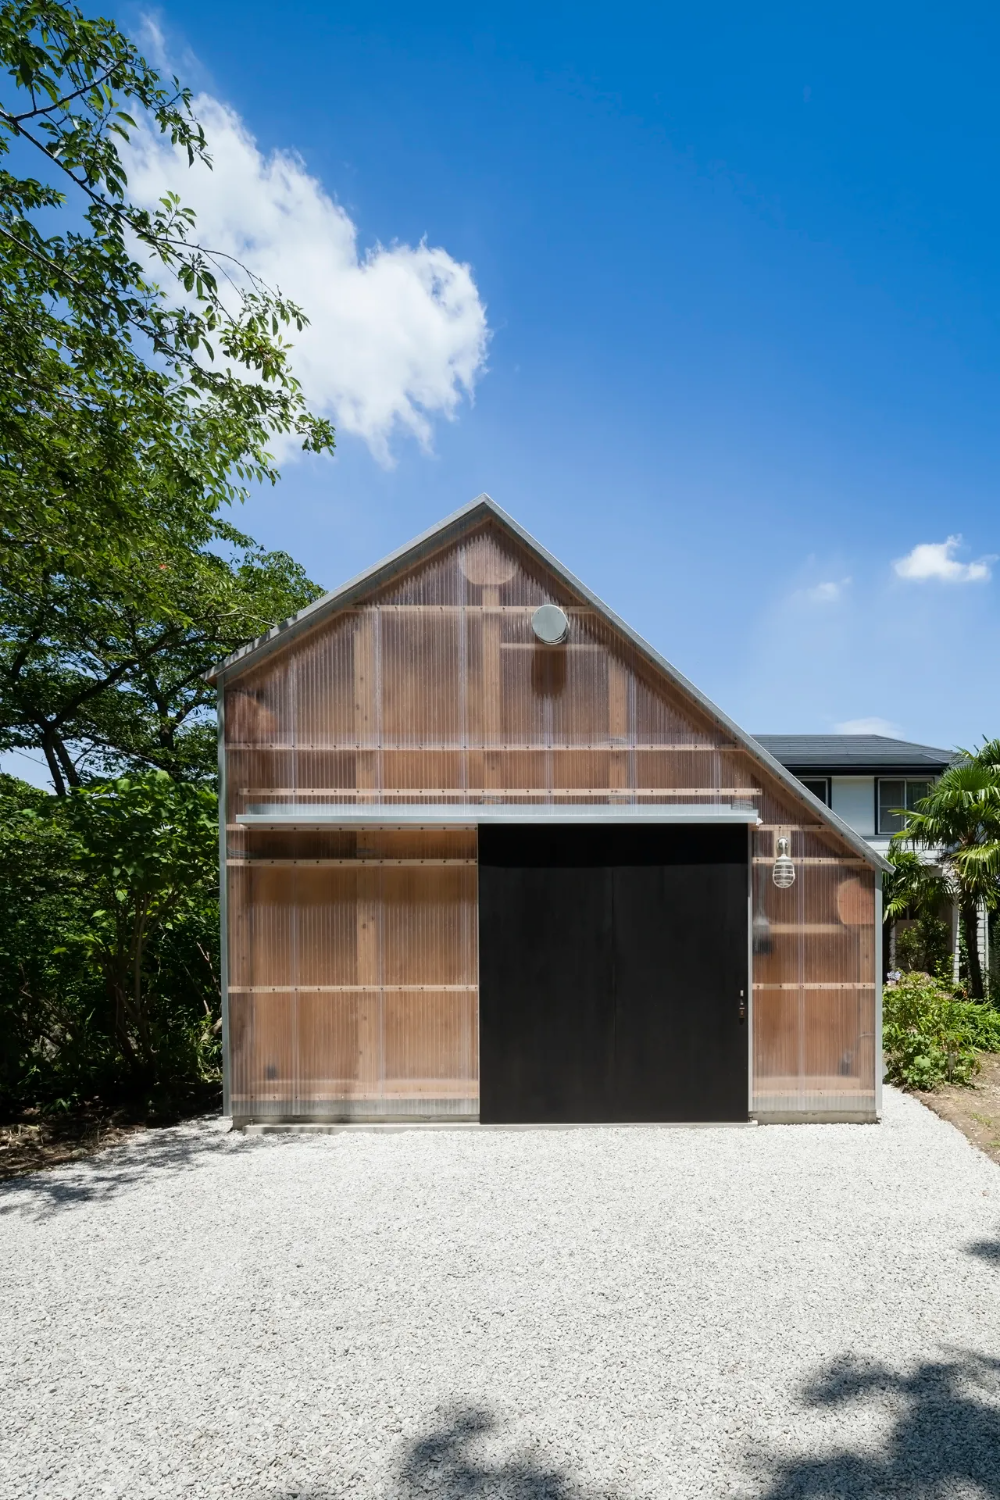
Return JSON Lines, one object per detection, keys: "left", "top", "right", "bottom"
{"left": 209, "top": 496, "right": 886, "bottom": 1126}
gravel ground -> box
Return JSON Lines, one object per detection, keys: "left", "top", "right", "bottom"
{"left": 4, "top": 1088, "right": 1000, "bottom": 1500}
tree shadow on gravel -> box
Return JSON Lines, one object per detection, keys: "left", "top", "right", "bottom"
{"left": 966, "top": 1236, "right": 1000, "bottom": 1263}
{"left": 758, "top": 1352, "right": 1000, "bottom": 1499}
{"left": 266, "top": 1363, "right": 1000, "bottom": 1500}
{"left": 275, "top": 1407, "right": 597, "bottom": 1500}
{"left": 0, "top": 1119, "right": 236, "bottom": 1217}
{"left": 398, "top": 1408, "right": 577, "bottom": 1500}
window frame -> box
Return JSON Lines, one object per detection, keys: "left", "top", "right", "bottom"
{"left": 876, "top": 777, "right": 934, "bottom": 835}
{"left": 798, "top": 776, "right": 830, "bottom": 806}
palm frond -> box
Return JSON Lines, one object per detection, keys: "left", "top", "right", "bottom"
{"left": 884, "top": 742, "right": 1000, "bottom": 924}
{"left": 896, "top": 759, "right": 1000, "bottom": 852}
{"left": 882, "top": 847, "right": 951, "bottom": 920}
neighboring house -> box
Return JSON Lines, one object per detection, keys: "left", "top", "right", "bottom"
{"left": 207, "top": 495, "right": 887, "bottom": 1129}
{"left": 756, "top": 735, "right": 972, "bottom": 977}
{"left": 752, "top": 735, "right": 958, "bottom": 859}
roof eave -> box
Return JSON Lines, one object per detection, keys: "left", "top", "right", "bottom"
{"left": 779, "top": 762, "right": 953, "bottom": 776}
{"left": 204, "top": 493, "right": 501, "bottom": 685}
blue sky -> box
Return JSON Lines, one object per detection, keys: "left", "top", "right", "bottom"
{"left": 64, "top": 7, "right": 1000, "bottom": 760}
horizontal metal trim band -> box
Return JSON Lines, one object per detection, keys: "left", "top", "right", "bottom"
{"left": 239, "top": 787, "right": 763, "bottom": 798}
{"left": 235, "top": 802, "right": 762, "bottom": 828}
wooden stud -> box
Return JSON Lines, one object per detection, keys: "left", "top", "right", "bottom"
{"left": 228, "top": 741, "right": 739, "bottom": 752}
{"left": 229, "top": 985, "right": 478, "bottom": 993}
{"left": 226, "top": 858, "right": 475, "bottom": 867}
{"left": 481, "top": 584, "right": 502, "bottom": 790}
{"left": 608, "top": 657, "right": 630, "bottom": 791}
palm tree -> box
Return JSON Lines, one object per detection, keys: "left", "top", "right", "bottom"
{"left": 883, "top": 847, "right": 949, "bottom": 917}
{"left": 892, "top": 747, "right": 1000, "bottom": 999}
{"left": 882, "top": 847, "right": 950, "bottom": 975}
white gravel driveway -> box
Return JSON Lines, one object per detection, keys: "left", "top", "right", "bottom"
{"left": 4, "top": 1088, "right": 1000, "bottom": 1500}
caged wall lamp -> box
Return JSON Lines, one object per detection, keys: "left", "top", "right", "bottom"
{"left": 772, "top": 836, "right": 796, "bottom": 889}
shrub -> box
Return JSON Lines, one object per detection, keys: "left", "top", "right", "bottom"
{"left": 0, "top": 773, "right": 220, "bottom": 1116}
{"left": 882, "top": 970, "right": 1000, "bottom": 1091}
{"left": 894, "top": 913, "right": 952, "bottom": 977}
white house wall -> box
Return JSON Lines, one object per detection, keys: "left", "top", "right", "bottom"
{"left": 831, "top": 777, "right": 876, "bottom": 838}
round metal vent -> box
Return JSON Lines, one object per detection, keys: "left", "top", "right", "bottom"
{"left": 531, "top": 603, "right": 569, "bottom": 644}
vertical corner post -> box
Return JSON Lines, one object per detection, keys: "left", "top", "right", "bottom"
{"left": 217, "top": 681, "right": 231, "bottom": 1118}
{"left": 747, "top": 822, "right": 754, "bottom": 1117}
{"left": 874, "top": 871, "right": 883, "bottom": 1119}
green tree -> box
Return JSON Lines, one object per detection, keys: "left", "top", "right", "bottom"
{"left": 0, "top": 771, "right": 221, "bottom": 1110}
{"left": 0, "top": 4, "right": 338, "bottom": 1113}
{"left": 883, "top": 846, "right": 950, "bottom": 924}
{"left": 0, "top": 532, "right": 320, "bottom": 788}
{"left": 892, "top": 749, "right": 1000, "bottom": 1000}
{"left": 0, "top": 1, "right": 331, "bottom": 784}
{"left": 882, "top": 846, "right": 952, "bottom": 976}
{"left": 56, "top": 772, "right": 218, "bottom": 1081}
{"left": 0, "top": 773, "right": 104, "bottom": 1108}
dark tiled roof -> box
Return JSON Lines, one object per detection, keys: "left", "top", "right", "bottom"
{"left": 753, "top": 734, "right": 958, "bottom": 774}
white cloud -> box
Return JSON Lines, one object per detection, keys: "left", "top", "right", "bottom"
{"left": 121, "top": 96, "right": 489, "bottom": 463}
{"left": 791, "top": 576, "right": 851, "bottom": 604}
{"left": 893, "top": 535, "right": 995, "bottom": 584}
{"left": 138, "top": 13, "right": 167, "bottom": 63}
{"left": 834, "top": 716, "right": 903, "bottom": 737}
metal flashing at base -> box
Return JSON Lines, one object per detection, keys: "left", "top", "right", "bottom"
{"left": 753, "top": 1111, "right": 879, "bottom": 1124}
{"left": 235, "top": 1116, "right": 760, "bottom": 1132}
{"left": 239, "top": 1120, "right": 480, "bottom": 1133}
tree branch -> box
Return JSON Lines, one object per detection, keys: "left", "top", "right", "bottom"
{"left": 0, "top": 66, "right": 117, "bottom": 125}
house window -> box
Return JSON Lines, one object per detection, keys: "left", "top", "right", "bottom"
{"left": 799, "top": 776, "right": 830, "bottom": 805}
{"left": 877, "top": 779, "right": 932, "bottom": 834}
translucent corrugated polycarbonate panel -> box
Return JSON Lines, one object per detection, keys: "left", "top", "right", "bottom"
{"left": 228, "top": 829, "right": 478, "bottom": 1117}
{"left": 224, "top": 520, "right": 878, "bottom": 1118}
{"left": 223, "top": 524, "right": 768, "bottom": 822}
{"left": 751, "top": 826, "right": 877, "bottom": 1115}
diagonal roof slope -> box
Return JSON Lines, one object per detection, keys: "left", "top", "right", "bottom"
{"left": 206, "top": 494, "right": 887, "bottom": 872}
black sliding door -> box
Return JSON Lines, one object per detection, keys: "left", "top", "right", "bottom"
{"left": 478, "top": 823, "right": 748, "bottom": 1124}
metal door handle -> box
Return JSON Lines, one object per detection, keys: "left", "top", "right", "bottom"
{"left": 738, "top": 988, "right": 746, "bottom": 1023}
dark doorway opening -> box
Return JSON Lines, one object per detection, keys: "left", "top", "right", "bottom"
{"left": 478, "top": 823, "right": 748, "bottom": 1123}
